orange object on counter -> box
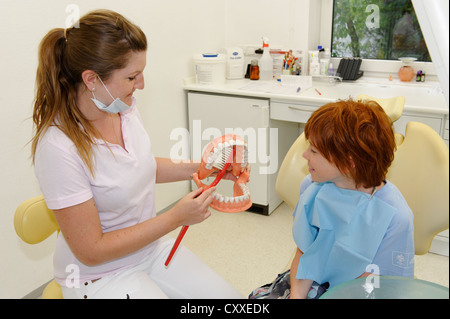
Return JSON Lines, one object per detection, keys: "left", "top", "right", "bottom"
{"left": 398, "top": 65, "right": 415, "bottom": 82}
{"left": 250, "top": 60, "right": 259, "bottom": 80}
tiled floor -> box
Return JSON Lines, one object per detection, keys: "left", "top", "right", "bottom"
{"left": 170, "top": 202, "right": 449, "bottom": 297}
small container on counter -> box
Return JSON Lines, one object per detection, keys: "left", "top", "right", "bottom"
{"left": 416, "top": 70, "right": 426, "bottom": 82}
{"left": 416, "top": 70, "right": 422, "bottom": 82}
{"left": 250, "top": 59, "right": 260, "bottom": 80}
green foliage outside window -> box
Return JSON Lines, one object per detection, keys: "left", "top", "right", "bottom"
{"left": 331, "top": 0, "right": 431, "bottom": 61}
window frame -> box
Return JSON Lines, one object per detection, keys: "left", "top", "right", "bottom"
{"left": 319, "top": 0, "right": 437, "bottom": 78}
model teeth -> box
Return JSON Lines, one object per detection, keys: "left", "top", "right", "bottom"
{"left": 212, "top": 183, "right": 250, "bottom": 204}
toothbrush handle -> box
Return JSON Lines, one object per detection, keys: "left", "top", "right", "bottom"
{"left": 164, "top": 185, "right": 208, "bottom": 267}
{"left": 164, "top": 168, "right": 226, "bottom": 267}
{"left": 165, "top": 147, "right": 235, "bottom": 267}
{"left": 164, "top": 224, "right": 189, "bottom": 267}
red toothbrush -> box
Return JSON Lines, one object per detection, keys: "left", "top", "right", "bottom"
{"left": 164, "top": 146, "right": 236, "bottom": 267}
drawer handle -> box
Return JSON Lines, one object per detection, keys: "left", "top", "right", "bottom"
{"left": 288, "top": 106, "right": 315, "bottom": 112}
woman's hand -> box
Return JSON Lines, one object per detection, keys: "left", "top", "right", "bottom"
{"left": 170, "top": 187, "right": 216, "bottom": 227}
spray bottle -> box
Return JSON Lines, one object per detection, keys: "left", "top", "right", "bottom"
{"left": 259, "top": 37, "right": 273, "bottom": 81}
{"left": 320, "top": 48, "right": 331, "bottom": 75}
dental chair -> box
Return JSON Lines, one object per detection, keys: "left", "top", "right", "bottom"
{"left": 276, "top": 97, "right": 449, "bottom": 271}
{"left": 14, "top": 195, "right": 63, "bottom": 299}
{"left": 356, "top": 94, "right": 405, "bottom": 123}
{"left": 386, "top": 121, "right": 449, "bottom": 254}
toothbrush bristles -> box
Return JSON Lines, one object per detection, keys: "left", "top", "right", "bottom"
{"left": 213, "top": 146, "right": 234, "bottom": 170}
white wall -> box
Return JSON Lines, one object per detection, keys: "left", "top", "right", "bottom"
{"left": 225, "top": 0, "right": 314, "bottom": 50}
{"left": 0, "top": 0, "right": 315, "bottom": 298}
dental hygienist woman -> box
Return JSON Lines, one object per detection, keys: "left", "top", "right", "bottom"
{"left": 31, "top": 9, "right": 243, "bottom": 299}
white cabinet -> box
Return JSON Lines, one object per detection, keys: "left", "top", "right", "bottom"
{"left": 394, "top": 112, "right": 444, "bottom": 138}
{"left": 270, "top": 101, "right": 316, "bottom": 123}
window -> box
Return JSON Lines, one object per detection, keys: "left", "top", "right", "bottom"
{"left": 331, "top": 0, "right": 431, "bottom": 62}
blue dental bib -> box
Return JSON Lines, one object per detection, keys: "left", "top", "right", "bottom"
{"left": 292, "top": 182, "right": 395, "bottom": 288}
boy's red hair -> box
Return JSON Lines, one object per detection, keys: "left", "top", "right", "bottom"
{"left": 304, "top": 98, "right": 396, "bottom": 188}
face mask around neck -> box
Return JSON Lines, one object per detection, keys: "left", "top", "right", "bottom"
{"left": 91, "top": 76, "right": 130, "bottom": 114}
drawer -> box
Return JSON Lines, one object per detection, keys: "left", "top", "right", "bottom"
{"left": 270, "top": 101, "right": 318, "bottom": 123}
{"left": 394, "top": 114, "right": 443, "bottom": 137}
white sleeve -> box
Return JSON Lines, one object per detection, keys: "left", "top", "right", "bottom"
{"left": 34, "top": 129, "right": 93, "bottom": 210}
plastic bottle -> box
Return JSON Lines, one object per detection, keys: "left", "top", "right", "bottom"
{"left": 318, "top": 45, "right": 324, "bottom": 59}
{"left": 309, "top": 50, "right": 320, "bottom": 76}
{"left": 320, "top": 48, "right": 331, "bottom": 75}
{"left": 416, "top": 70, "right": 422, "bottom": 82}
{"left": 327, "top": 62, "right": 335, "bottom": 76}
{"left": 250, "top": 60, "right": 260, "bottom": 80}
{"left": 259, "top": 37, "right": 273, "bottom": 81}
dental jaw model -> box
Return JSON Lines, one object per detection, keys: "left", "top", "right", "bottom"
{"left": 165, "top": 134, "right": 251, "bottom": 267}
{"left": 193, "top": 134, "right": 251, "bottom": 213}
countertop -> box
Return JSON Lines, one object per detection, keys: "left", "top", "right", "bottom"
{"left": 184, "top": 77, "right": 449, "bottom": 116}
